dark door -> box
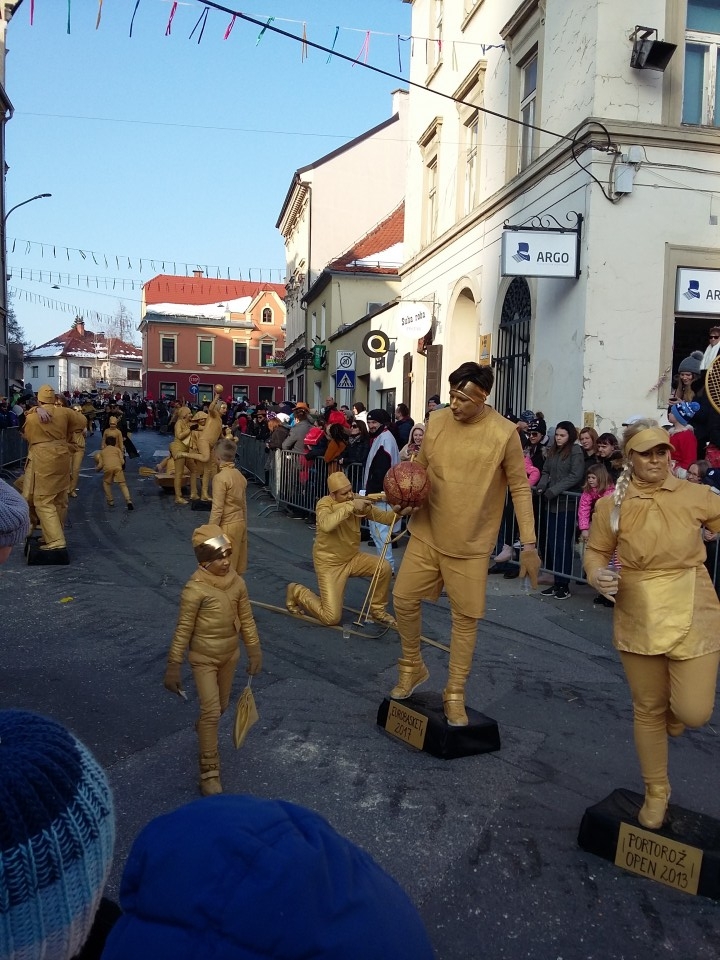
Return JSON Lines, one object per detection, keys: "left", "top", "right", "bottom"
{"left": 425, "top": 344, "right": 443, "bottom": 405}
{"left": 493, "top": 278, "right": 531, "bottom": 418}
{"left": 402, "top": 352, "right": 412, "bottom": 409}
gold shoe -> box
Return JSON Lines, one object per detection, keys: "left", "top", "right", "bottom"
{"left": 638, "top": 785, "right": 671, "bottom": 830}
{"left": 390, "top": 658, "right": 429, "bottom": 699}
{"left": 199, "top": 771, "right": 223, "bottom": 796}
{"left": 370, "top": 611, "right": 397, "bottom": 628}
{"left": 443, "top": 691, "right": 468, "bottom": 727}
{"left": 286, "top": 583, "right": 303, "bottom": 616}
{"left": 175, "top": 497, "right": 188, "bottom": 505}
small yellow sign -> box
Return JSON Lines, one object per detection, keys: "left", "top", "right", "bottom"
{"left": 479, "top": 334, "right": 492, "bottom": 367}
{"left": 615, "top": 821, "right": 703, "bottom": 895}
{"left": 385, "top": 700, "right": 428, "bottom": 750}
{"left": 583, "top": 411, "right": 596, "bottom": 428}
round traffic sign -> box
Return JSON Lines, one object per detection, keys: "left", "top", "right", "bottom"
{"left": 188, "top": 385, "right": 199, "bottom": 395}
{"left": 189, "top": 374, "right": 200, "bottom": 386}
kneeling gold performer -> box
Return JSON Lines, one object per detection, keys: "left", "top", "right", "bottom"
{"left": 286, "top": 472, "right": 398, "bottom": 627}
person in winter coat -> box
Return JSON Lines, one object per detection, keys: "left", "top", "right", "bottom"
{"left": 393, "top": 403, "right": 414, "bottom": 448}
{"left": 668, "top": 350, "right": 704, "bottom": 403}
{"left": 209, "top": 439, "right": 248, "bottom": 575}
{"left": 668, "top": 402, "right": 700, "bottom": 478}
{"left": 163, "top": 524, "right": 262, "bottom": 796}
{"left": 400, "top": 423, "right": 425, "bottom": 461}
{"left": 362, "top": 409, "right": 400, "bottom": 574}
{"left": 281, "top": 402, "right": 313, "bottom": 452}
{"left": 536, "top": 420, "right": 585, "bottom": 599}
{"left": 577, "top": 463, "right": 616, "bottom": 607}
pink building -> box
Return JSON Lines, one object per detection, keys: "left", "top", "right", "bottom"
{"left": 141, "top": 271, "right": 286, "bottom": 404}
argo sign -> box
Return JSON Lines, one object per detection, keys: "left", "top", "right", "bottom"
{"left": 501, "top": 227, "right": 580, "bottom": 279}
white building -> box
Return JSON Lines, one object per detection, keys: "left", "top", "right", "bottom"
{"left": 397, "top": 0, "right": 720, "bottom": 433}
{"left": 276, "top": 89, "right": 408, "bottom": 402}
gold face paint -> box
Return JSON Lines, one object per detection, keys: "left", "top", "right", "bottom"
{"left": 449, "top": 381, "right": 487, "bottom": 422}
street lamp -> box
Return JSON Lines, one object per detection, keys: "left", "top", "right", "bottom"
{"left": 4, "top": 192, "right": 51, "bottom": 223}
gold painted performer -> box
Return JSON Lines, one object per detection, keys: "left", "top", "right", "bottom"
{"left": 163, "top": 524, "right": 262, "bottom": 795}
{"left": 209, "top": 438, "right": 248, "bottom": 574}
{"left": 168, "top": 404, "right": 193, "bottom": 504}
{"left": 584, "top": 419, "right": 720, "bottom": 830}
{"left": 286, "top": 471, "right": 399, "bottom": 627}
{"left": 68, "top": 405, "right": 87, "bottom": 498}
{"left": 21, "top": 385, "right": 87, "bottom": 552}
{"left": 93, "top": 436, "right": 134, "bottom": 510}
{"left": 390, "top": 362, "right": 541, "bottom": 726}
{"left": 101, "top": 416, "right": 125, "bottom": 456}
{"left": 176, "top": 387, "right": 226, "bottom": 501}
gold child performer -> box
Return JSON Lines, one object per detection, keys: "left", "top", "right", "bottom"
{"left": 390, "top": 362, "right": 540, "bottom": 726}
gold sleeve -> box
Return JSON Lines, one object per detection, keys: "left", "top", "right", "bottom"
{"left": 316, "top": 499, "right": 355, "bottom": 533}
{"left": 168, "top": 582, "right": 203, "bottom": 664}
{"left": 236, "top": 579, "right": 260, "bottom": 649}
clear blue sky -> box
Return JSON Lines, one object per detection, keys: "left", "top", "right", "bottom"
{"left": 6, "top": 0, "right": 411, "bottom": 347}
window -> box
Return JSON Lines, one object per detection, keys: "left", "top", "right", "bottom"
{"left": 367, "top": 302, "right": 384, "bottom": 315}
{"left": 260, "top": 343, "right": 274, "bottom": 367}
{"left": 320, "top": 304, "right": 326, "bottom": 341}
{"left": 233, "top": 385, "right": 249, "bottom": 402}
{"left": 519, "top": 53, "right": 538, "bottom": 170}
{"left": 161, "top": 336, "right": 176, "bottom": 363}
{"left": 455, "top": 63, "right": 485, "bottom": 217}
{"left": 258, "top": 387, "right": 274, "bottom": 404}
{"left": 159, "top": 381, "right": 177, "bottom": 400}
{"left": 427, "top": 158, "right": 439, "bottom": 243}
{"left": 464, "top": 114, "right": 479, "bottom": 213}
{"left": 198, "top": 338, "right": 214, "bottom": 366}
{"left": 683, "top": 0, "right": 720, "bottom": 125}
{"left": 261, "top": 307, "right": 273, "bottom": 324}
{"left": 48, "top": 364, "right": 55, "bottom": 377}
{"left": 311, "top": 311, "right": 317, "bottom": 342}
{"left": 428, "top": 0, "right": 443, "bottom": 76}
{"left": 127, "top": 369, "right": 140, "bottom": 381}
{"left": 234, "top": 342, "right": 248, "bottom": 366}
{"left": 31, "top": 365, "right": 38, "bottom": 378}
{"left": 198, "top": 384, "right": 214, "bottom": 404}
{"left": 79, "top": 366, "right": 92, "bottom": 378}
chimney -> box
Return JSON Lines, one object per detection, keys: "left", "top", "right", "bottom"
{"left": 193, "top": 269, "right": 204, "bottom": 278}
{"left": 74, "top": 316, "right": 85, "bottom": 336}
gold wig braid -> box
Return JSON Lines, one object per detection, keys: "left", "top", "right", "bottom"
{"left": 610, "top": 462, "right": 633, "bottom": 535}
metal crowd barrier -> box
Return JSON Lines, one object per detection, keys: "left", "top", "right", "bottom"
{"left": 234, "top": 436, "right": 720, "bottom": 593}
{"left": 0, "top": 427, "right": 27, "bottom": 471}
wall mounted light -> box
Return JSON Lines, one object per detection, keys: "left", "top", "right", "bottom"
{"left": 630, "top": 26, "right": 677, "bottom": 72}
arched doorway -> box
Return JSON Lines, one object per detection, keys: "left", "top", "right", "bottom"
{"left": 494, "top": 277, "right": 531, "bottom": 417}
{"left": 445, "top": 284, "right": 479, "bottom": 381}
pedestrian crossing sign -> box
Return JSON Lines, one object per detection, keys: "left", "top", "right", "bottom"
{"left": 336, "top": 371, "right": 355, "bottom": 390}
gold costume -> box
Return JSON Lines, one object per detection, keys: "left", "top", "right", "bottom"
{"left": 181, "top": 396, "right": 225, "bottom": 500}
{"left": 287, "top": 492, "right": 397, "bottom": 626}
{"left": 68, "top": 415, "right": 86, "bottom": 498}
{"left": 168, "top": 406, "right": 193, "bottom": 503}
{"left": 22, "top": 388, "right": 87, "bottom": 549}
{"left": 101, "top": 418, "right": 125, "bottom": 456}
{"left": 165, "top": 525, "right": 262, "bottom": 795}
{"left": 585, "top": 469, "right": 720, "bottom": 827}
{"left": 94, "top": 445, "right": 133, "bottom": 508}
{"left": 209, "top": 461, "right": 248, "bottom": 574}
{"left": 392, "top": 404, "right": 536, "bottom": 724}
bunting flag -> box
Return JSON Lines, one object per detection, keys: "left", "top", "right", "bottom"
{"left": 223, "top": 14, "right": 236, "bottom": 40}
{"left": 326, "top": 26, "right": 339, "bottom": 64}
{"left": 301, "top": 22, "right": 308, "bottom": 62}
{"left": 190, "top": 6, "right": 210, "bottom": 44}
{"left": 353, "top": 30, "right": 370, "bottom": 66}
{"left": 30, "top": 0, "right": 35, "bottom": 26}
{"left": 95, "top": 0, "right": 103, "bottom": 30}
{"left": 165, "top": 1, "right": 177, "bottom": 36}
{"left": 66, "top": 0, "right": 71, "bottom": 34}
{"left": 129, "top": 0, "right": 141, "bottom": 38}
{"left": 10, "top": 286, "right": 125, "bottom": 326}
{"left": 256, "top": 16, "right": 274, "bottom": 46}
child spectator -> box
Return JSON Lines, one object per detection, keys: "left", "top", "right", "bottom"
{"left": 578, "top": 463, "right": 616, "bottom": 607}
{"left": 93, "top": 436, "right": 134, "bottom": 510}
{"left": 323, "top": 422, "right": 348, "bottom": 474}
{"left": 163, "top": 524, "right": 262, "bottom": 796}
{"left": 668, "top": 401, "right": 700, "bottom": 478}
{"left": 209, "top": 439, "right": 248, "bottom": 575}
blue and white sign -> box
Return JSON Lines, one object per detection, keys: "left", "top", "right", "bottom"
{"left": 501, "top": 229, "right": 579, "bottom": 279}
{"left": 676, "top": 268, "right": 720, "bottom": 314}
{"left": 335, "top": 370, "right": 356, "bottom": 390}
{"left": 188, "top": 384, "right": 199, "bottom": 395}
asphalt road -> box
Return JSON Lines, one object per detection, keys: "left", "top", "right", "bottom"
{"left": 1, "top": 427, "right": 719, "bottom": 960}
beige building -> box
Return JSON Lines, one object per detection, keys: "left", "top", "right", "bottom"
{"left": 276, "top": 90, "right": 408, "bottom": 403}
{"left": 396, "top": 0, "right": 720, "bottom": 434}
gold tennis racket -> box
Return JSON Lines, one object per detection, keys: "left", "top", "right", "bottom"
{"left": 706, "top": 356, "right": 720, "bottom": 415}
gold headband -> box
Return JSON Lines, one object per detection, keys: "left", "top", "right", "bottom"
{"left": 451, "top": 381, "right": 488, "bottom": 404}
{"left": 194, "top": 533, "right": 233, "bottom": 562}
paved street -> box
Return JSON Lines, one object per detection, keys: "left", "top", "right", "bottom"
{"left": 2, "top": 427, "right": 719, "bottom": 960}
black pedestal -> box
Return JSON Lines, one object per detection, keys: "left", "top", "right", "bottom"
{"left": 578, "top": 788, "right": 720, "bottom": 899}
{"left": 26, "top": 540, "right": 70, "bottom": 565}
{"left": 190, "top": 500, "right": 212, "bottom": 512}
{"left": 377, "top": 690, "right": 500, "bottom": 760}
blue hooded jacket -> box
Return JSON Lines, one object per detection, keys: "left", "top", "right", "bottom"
{"left": 101, "top": 795, "right": 435, "bottom": 960}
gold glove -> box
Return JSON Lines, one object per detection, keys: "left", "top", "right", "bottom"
{"left": 246, "top": 642, "right": 263, "bottom": 676}
{"left": 518, "top": 547, "right": 541, "bottom": 589}
{"left": 163, "top": 661, "right": 184, "bottom": 695}
{"left": 352, "top": 498, "right": 371, "bottom": 516}
{"left": 587, "top": 567, "right": 620, "bottom": 601}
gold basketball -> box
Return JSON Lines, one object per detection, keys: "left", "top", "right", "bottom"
{"left": 215, "top": 383, "right": 224, "bottom": 393}
{"left": 383, "top": 461, "right": 431, "bottom": 510}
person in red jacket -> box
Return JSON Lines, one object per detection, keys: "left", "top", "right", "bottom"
{"left": 668, "top": 402, "right": 700, "bottom": 478}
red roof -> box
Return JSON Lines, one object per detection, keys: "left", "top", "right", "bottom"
{"left": 144, "top": 274, "right": 285, "bottom": 306}
{"left": 29, "top": 324, "right": 141, "bottom": 361}
{"left": 328, "top": 203, "right": 404, "bottom": 274}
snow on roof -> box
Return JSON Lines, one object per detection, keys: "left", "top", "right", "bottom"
{"left": 146, "top": 297, "right": 253, "bottom": 319}
{"left": 28, "top": 342, "right": 64, "bottom": 358}
{"left": 348, "top": 242, "right": 404, "bottom": 269}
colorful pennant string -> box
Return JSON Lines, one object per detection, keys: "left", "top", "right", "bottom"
{"left": 256, "top": 16, "right": 274, "bottom": 45}
{"left": 165, "top": 1, "right": 178, "bottom": 37}
{"left": 223, "top": 14, "right": 236, "bottom": 40}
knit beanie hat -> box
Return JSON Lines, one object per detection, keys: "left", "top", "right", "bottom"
{"left": 102, "top": 795, "right": 435, "bottom": 960}
{"left": 0, "top": 710, "right": 115, "bottom": 960}
{"left": 678, "top": 351, "right": 703, "bottom": 375}
{"left": 192, "top": 524, "right": 232, "bottom": 563}
{"left": 0, "top": 478, "right": 30, "bottom": 548}
{"left": 367, "top": 409, "right": 391, "bottom": 425}
{"left": 671, "top": 401, "right": 700, "bottom": 427}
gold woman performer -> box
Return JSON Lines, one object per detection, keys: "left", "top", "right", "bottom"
{"left": 286, "top": 471, "right": 398, "bottom": 627}
{"left": 390, "top": 362, "right": 540, "bottom": 726}
{"left": 68, "top": 405, "right": 87, "bottom": 498}
{"left": 584, "top": 419, "right": 720, "bottom": 830}
{"left": 210, "top": 438, "right": 248, "bottom": 574}
{"left": 168, "top": 404, "right": 193, "bottom": 504}
{"left": 21, "top": 385, "right": 88, "bottom": 551}
{"left": 176, "top": 387, "right": 225, "bottom": 500}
